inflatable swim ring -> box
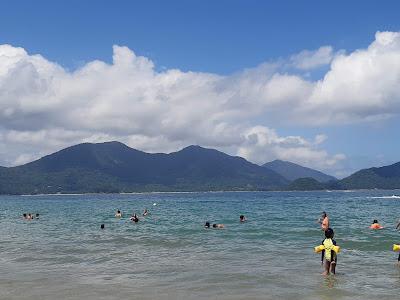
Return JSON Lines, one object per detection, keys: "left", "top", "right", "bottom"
{"left": 314, "top": 244, "right": 341, "bottom": 254}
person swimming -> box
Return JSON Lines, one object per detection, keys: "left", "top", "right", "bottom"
{"left": 23, "top": 213, "right": 35, "bottom": 220}
{"left": 35, "top": 213, "right": 39, "bottom": 219}
{"left": 370, "top": 219, "right": 383, "bottom": 229}
{"left": 130, "top": 213, "right": 139, "bottom": 223}
{"left": 320, "top": 228, "right": 337, "bottom": 275}
{"left": 100, "top": 224, "right": 105, "bottom": 229}
{"left": 240, "top": 215, "right": 247, "bottom": 222}
{"left": 212, "top": 224, "right": 224, "bottom": 229}
{"left": 115, "top": 210, "right": 122, "bottom": 218}
{"left": 204, "top": 222, "right": 224, "bottom": 229}
{"left": 142, "top": 208, "right": 148, "bottom": 216}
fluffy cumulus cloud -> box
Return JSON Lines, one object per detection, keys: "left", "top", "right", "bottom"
{"left": 1, "top": 31, "right": 400, "bottom": 176}
{"left": 290, "top": 46, "right": 335, "bottom": 70}
{"left": 237, "top": 126, "right": 345, "bottom": 171}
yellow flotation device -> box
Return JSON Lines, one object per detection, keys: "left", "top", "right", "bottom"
{"left": 393, "top": 244, "right": 400, "bottom": 252}
{"left": 314, "top": 244, "right": 340, "bottom": 254}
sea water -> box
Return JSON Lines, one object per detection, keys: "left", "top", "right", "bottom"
{"left": 1, "top": 191, "right": 400, "bottom": 300}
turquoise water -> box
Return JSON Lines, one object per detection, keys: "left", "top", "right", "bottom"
{"left": 1, "top": 191, "right": 400, "bottom": 299}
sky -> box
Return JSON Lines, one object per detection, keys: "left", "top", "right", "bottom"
{"left": 0, "top": 0, "right": 400, "bottom": 178}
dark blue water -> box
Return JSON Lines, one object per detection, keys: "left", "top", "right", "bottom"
{"left": 1, "top": 191, "right": 400, "bottom": 299}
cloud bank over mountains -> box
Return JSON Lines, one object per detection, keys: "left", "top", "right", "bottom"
{"left": 1, "top": 31, "right": 400, "bottom": 175}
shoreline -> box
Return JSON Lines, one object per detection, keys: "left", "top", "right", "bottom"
{"left": 10, "top": 188, "right": 400, "bottom": 197}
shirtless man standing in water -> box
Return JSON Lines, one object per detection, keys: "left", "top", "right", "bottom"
{"left": 319, "top": 212, "right": 329, "bottom": 231}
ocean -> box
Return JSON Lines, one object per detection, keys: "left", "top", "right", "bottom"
{"left": 1, "top": 190, "right": 400, "bottom": 299}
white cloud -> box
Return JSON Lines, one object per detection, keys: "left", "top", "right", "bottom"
{"left": 1, "top": 31, "right": 400, "bottom": 175}
{"left": 314, "top": 134, "right": 327, "bottom": 145}
{"left": 13, "top": 153, "right": 37, "bottom": 166}
{"left": 303, "top": 31, "right": 400, "bottom": 124}
{"left": 237, "top": 126, "right": 345, "bottom": 172}
{"left": 290, "top": 46, "right": 335, "bottom": 70}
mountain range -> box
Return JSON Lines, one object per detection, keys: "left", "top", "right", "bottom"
{"left": 262, "top": 160, "right": 336, "bottom": 183}
{"left": 0, "top": 141, "right": 399, "bottom": 194}
{"left": 0, "top": 142, "right": 289, "bottom": 194}
{"left": 339, "top": 162, "right": 400, "bottom": 190}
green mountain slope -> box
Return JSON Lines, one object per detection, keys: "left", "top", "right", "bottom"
{"left": 340, "top": 162, "right": 400, "bottom": 189}
{"left": 286, "top": 177, "right": 326, "bottom": 190}
{"left": 262, "top": 160, "right": 336, "bottom": 183}
{"left": 0, "top": 142, "right": 289, "bottom": 194}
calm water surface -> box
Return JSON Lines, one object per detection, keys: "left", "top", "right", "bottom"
{"left": 1, "top": 191, "right": 400, "bottom": 300}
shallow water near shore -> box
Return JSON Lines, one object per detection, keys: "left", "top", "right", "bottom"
{"left": 1, "top": 190, "right": 400, "bottom": 299}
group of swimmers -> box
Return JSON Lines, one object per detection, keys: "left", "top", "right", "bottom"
{"left": 204, "top": 215, "right": 247, "bottom": 229}
{"left": 100, "top": 208, "right": 150, "bottom": 229}
{"left": 20, "top": 203, "right": 400, "bottom": 278}
{"left": 104, "top": 209, "right": 247, "bottom": 230}
{"left": 22, "top": 213, "right": 39, "bottom": 220}
{"left": 317, "top": 211, "right": 400, "bottom": 276}
{"left": 115, "top": 208, "right": 149, "bottom": 221}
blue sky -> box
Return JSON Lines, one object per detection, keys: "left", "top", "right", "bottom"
{"left": 2, "top": 1, "right": 399, "bottom": 73}
{"left": 0, "top": 0, "right": 400, "bottom": 177}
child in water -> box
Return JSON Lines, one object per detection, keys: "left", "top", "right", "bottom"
{"left": 370, "top": 219, "right": 383, "bottom": 230}
{"left": 130, "top": 213, "right": 139, "bottom": 223}
{"left": 320, "top": 228, "right": 337, "bottom": 275}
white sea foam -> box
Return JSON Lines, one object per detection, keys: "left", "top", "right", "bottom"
{"left": 369, "top": 195, "right": 400, "bottom": 199}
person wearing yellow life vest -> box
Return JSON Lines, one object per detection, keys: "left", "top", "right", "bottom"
{"left": 320, "top": 228, "right": 337, "bottom": 275}
{"left": 396, "top": 221, "right": 400, "bottom": 264}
